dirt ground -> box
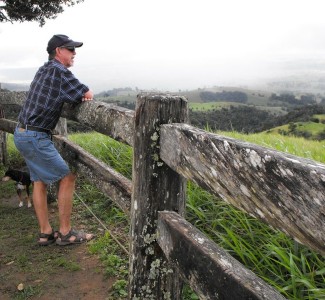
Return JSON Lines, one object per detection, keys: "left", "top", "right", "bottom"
{"left": 0, "top": 192, "right": 115, "bottom": 300}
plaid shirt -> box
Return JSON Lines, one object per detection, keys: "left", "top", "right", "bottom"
{"left": 18, "top": 59, "right": 89, "bottom": 130}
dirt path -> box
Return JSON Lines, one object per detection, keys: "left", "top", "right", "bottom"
{"left": 0, "top": 193, "right": 114, "bottom": 299}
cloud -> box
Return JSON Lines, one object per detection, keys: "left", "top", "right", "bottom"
{"left": 1, "top": 0, "right": 325, "bottom": 92}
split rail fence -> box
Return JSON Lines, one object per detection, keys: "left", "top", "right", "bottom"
{"left": 0, "top": 91, "right": 324, "bottom": 299}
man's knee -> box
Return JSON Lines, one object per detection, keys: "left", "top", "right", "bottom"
{"left": 61, "top": 173, "right": 77, "bottom": 184}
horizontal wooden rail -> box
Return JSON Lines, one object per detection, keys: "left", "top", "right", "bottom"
{"left": 54, "top": 135, "right": 132, "bottom": 214}
{"left": 158, "top": 211, "right": 286, "bottom": 300}
{"left": 61, "top": 102, "right": 134, "bottom": 146}
{"left": 0, "top": 118, "right": 16, "bottom": 134}
{"left": 0, "top": 91, "right": 134, "bottom": 146}
{"left": 0, "top": 118, "right": 132, "bottom": 214}
{"left": 160, "top": 123, "right": 325, "bottom": 256}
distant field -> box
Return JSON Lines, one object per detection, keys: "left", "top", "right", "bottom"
{"left": 189, "top": 101, "right": 286, "bottom": 115}
{"left": 314, "top": 114, "right": 325, "bottom": 121}
{"left": 189, "top": 102, "right": 242, "bottom": 110}
{"left": 268, "top": 120, "right": 325, "bottom": 139}
{"left": 180, "top": 86, "right": 273, "bottom": 106}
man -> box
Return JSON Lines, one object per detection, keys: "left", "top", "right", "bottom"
{"left": 14, "top": 34, "right": 94, "bottom": 246}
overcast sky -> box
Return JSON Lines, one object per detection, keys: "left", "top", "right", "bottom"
{"left": 1, "top": 0, "right": 325, "bottom": 92}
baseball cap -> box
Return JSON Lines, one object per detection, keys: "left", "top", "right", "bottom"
{"left": 47, "top": 34, "right": 83, "bottom": 53}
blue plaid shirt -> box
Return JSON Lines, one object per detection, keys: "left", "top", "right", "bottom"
{"left": 18, "top": 59, "right": 89, "bottom": 130}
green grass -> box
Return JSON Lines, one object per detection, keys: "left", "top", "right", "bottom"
{"left": 297, "top": 121, "right": 325, "bottom": 135}
{"left": 69, "top": 132, "right": 133, "bottom": 179}
{"left": 268, "top": 122, "right": 325, "bottom": 140}
{"left": 313, "top": 114, "right": 325, "bottom": 121}
{"left": 186, "top": 182, "right": 325, "bottom": 299}
{"left": 190, "top": 101, "right": 286, "bottom": 115}
{"left": 52, "top": 257, "right": 81, "bottom": 271}
{"left": 0, "top": 178, "right": 16, "bottom": 198}
{"left": 13, "top": 285, "right": 41, "bottom": 300}
{"left": 88, "top": 232, "right": 128, "bottom": 278}
{"left": 217, "top": 130, "right": 325, "bottom": 163}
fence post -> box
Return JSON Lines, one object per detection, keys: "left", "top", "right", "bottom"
{"left": 0, "top": 103, "right": 7, "bottom": 166}
{"left": 129, "top": 93, "right": 188, "bottom": 299}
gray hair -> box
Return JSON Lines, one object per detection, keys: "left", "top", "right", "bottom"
{"left": 48, "top": 50, "right": 56, "bottom": 61}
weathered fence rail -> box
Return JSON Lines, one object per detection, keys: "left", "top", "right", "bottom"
{"left": 1, "top": 91, "right": 324, "bottom": 300}
{"left": 160, "top": 123, "right": 325, "bottom": 255}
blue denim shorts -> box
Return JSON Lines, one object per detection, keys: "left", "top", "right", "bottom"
{"left": 14, "top": 127, "right": 70, "bottom": 184}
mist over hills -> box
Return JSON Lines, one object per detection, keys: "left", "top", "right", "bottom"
{"left": 2, "top": 57, "right": 325, "bottom": 95}
{"left": 0, "top": 82, "right": 30, "bottom": 91}
{"left": 2, "top": 74, "right": 325, "bottom": 96}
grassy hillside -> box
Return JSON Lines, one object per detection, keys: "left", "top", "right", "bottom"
{"left": 95, "top": 86, "right": 325, "bottom": 121}
{"left": 179, "top": 86, "right": 272, "bottom": 104}
{"left": 266, "top": 120, "right": 325, "bottom": 141}
{"left": 189, "top": 101, "right": 286, "bottom": 115}
{"left": 314, "top": 114, "right": 325, "bottom": 122}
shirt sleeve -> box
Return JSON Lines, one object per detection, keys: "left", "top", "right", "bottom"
{"left": 60, "top": 69, "right": 89, "bottom": 104}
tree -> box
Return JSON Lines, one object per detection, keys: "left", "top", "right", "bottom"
{"left": 0, "top": 0, "right": 84, "bottom": 26}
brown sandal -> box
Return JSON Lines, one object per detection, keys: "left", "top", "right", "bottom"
{"left": 56, "top": 228, "right": 94, "bottom": 246}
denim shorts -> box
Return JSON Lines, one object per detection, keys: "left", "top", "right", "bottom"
{"left": 14, "top": 127, "right": 70, "bottom": 184}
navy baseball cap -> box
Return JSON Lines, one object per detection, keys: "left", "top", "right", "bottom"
{"left": 47, "top": 34, "right": 83, "bottom": 53}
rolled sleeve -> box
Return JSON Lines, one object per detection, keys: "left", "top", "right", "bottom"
{"left": 61, "top": 70, "right": 89, "bottom": 104}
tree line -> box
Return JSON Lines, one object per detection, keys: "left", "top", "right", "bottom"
{"left": 189, "top": 104, "right": 325, "bottom": 140}
{"left": 270, "top": 93, "right": 317, "bottom": 106}
{"left": 200, "top": 91, "right": 248, "bottom": 103}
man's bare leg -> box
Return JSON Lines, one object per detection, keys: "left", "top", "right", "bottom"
{"left": 57, "top": 173, "right": 76, "bottom": 235}
{"left": 33, "top": 181, "right": 52, "bottom": 242}
{"left": 57, "top": 173, "right": 93, "bottom": 243}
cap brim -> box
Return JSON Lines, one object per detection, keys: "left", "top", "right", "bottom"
{"left": 62, "top": 41, "right": 83, "bottom": 48}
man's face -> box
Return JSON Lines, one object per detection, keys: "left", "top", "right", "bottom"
{"left": 56, "top": 47, "right": 76, "bottom": 68}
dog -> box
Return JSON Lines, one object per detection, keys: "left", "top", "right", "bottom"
{"left": 2, "top": 168, "right": 32, "bottom": 208}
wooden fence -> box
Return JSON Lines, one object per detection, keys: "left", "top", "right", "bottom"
{"left": 0, "top": 91, "right": 324, "bottom": 300}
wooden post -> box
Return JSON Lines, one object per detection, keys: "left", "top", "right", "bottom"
{"left": 0, "top": 103, "right": 7, "bottom": 166}
{"left": 129, "top": 93, "right": 188, "bottom": 299}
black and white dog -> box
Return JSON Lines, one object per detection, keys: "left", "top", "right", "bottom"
{"left": 2, "top": 168, "right": 32, "bottom": 208}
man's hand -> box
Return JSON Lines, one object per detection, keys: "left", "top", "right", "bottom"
{"left": 82, "top": 89, "right": 94, "bottom": 101}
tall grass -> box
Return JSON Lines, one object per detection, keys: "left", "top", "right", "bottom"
{"left": 69, "top": 132, "right": 133, "bottom": 179}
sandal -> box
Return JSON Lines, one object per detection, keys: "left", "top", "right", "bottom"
{"left": 38, "top": 230, "right": 59, "bottom": 246}
{"left": 56, "top": 228, "right": 94, "bottom": 246}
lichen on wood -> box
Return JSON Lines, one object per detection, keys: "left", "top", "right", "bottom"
{"left": 160, "top": 123, "right": 325, "bottom": 255}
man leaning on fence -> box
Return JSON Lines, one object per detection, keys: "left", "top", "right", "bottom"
{"left": 14, "top": 34, "right": 94, "bottom": 246}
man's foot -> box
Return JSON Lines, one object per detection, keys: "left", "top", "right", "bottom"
{"left": 56, "top": 228, "right": 94, "bottom": 246}
{"left": 38, "top": 230, "right": 59, "bottom": 246}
